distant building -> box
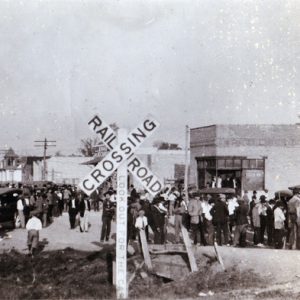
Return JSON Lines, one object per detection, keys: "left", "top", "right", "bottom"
{"left": 0, "top": 148, "right": 47, "bottom": 184}
{"left": 0, "top": 148, "right": 22, "bottom": 183}
{"left": 190, "top": 124, "right": 300, "bottom": 196}
{"left": 33, "top": 156, "right": 92, "bottom": 185}
{"left": 21, "top": 156, "right": 46, "bottom": 182}
{"left": 132, "top": 147, "right": 186, "bottom": 188}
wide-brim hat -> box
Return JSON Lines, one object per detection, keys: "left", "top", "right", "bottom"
{"left": 260, "top": 195, "right": 266, "bottom": 202}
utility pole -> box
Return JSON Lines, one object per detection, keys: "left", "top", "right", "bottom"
{"left": 34, "top": 138, "right": 56, "bottom": 181}
{"left": 184, "top": 125, "right": 190, "bottom": 203}
{"left": 0, "top": 149, "right": 8, "bottom": 181}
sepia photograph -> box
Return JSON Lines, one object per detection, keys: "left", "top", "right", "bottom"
{"left": 0, "top": 0, "right": 299, "bottom": 299}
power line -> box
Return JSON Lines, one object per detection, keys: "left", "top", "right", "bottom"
{"left": 34, "top": 138, "right": 56, "bottom": 181}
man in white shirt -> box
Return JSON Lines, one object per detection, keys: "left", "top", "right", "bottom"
{"left": 17, "top": 196, "right": 27, "bottom": 228}
{"left": 228, "top": 196, "right": 239, "bottom": 239}
{"left": 168, "top": 187, "right": 178, "bottom": 216}
{"left": 135, "top": 210, "right": 148, "bottom": 230}
{"left": 273, "top": 202, "right": 286, "bottom": 249}
{"left": 26, "top": 211, "right": 42, "bottom": 256}
{"left": 202, "top": 197, "right": 214, "bottom": 245}
{"left": 135, "top": 210, "right": 148, "bottom": 249}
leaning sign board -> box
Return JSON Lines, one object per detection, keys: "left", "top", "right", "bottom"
{"left": 87, "top": 115, "right": 164, "bottom": 196}
{"left": 79, "top": 115, "right": 160, "bottom": 195}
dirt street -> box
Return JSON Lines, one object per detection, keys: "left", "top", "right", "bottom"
{"left": 1, "top": 213, "right": 300, "bottom": 299}
{"left": 0, "top": 211, "right": 114, "bottom": 253}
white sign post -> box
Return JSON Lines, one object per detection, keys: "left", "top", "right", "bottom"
{"left": 79, "top": 115, "right": 163, "bottom": 299}
{"left": 116, "top": 128, "right": 128, "bottom": 299}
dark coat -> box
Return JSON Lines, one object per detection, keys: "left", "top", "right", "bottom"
{"left": 79, "top": 199, "right": 91, "bottom": 217}
{"left": 151, "top": 205, "right": 166, "bottom": 229}
{"left": 211, "top": 200, "right": 229, "bottom": 224}
{"left": 102, "top": 199, "right": 115, "bottom": 219}
{"left": 68, "top": 198, "right": 79, "bottom": 213}
{"left": 235, "top": 203, "right": 249, "bottom": 225}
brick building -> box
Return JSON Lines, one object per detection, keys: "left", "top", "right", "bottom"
{"left": 190, "top": 124, "right": 300, "bottom": 197}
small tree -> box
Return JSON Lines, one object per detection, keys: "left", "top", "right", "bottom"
{"left": 79, "top": 122, "right": 119, "bottom": 157}
{"left": 54, "top": 151, "right": 63, "bottom": 157}
{"left": 153, "top": 141, "right": 182, "bottom": 150}
{"left": 78, "top": 137, "right": 101, "bottom": 157}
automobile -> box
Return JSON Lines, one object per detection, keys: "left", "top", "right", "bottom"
{"left": 190, "top": 187, "right": 236, "bottom": 201}
{"left": 274, "top": 189, "right": 293, "bottom": 200}
{"left": 0, "top": 188, "right": 23, "bottom": 229}
{"left": 288, "top": 185, "right": 300, "bottom": 191}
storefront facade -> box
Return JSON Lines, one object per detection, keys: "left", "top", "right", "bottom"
{"left": 190, "top": 124, "right": 300, "bottom": 196}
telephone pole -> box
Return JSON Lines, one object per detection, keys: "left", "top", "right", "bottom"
{"left": 184, "top": 125, "right": 190, "bottom": 203}
{"left": 34, "top": 138, "right": 56, "bottom": 181}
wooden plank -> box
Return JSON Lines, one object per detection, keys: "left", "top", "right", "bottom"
{"left": 128, "top": 261, "right": 145, "bottom": 286}
{"left": 149, "top": 250, "right": 187, "bottom": 255}
{"left": 139, "top": 230, "right": 153, "bottom": 270}
{"left": 152, "top": 254, "right": 190, "bottom": 281}
{"left": 213, "top": 241, "right": 226, "bottom": 271}
{"left": 181, "top": 226, "right": 198, "bottom": 272}
{"left": 112, "top": 261, "right": 116, "bottom": 286}
{"left": 148, "top": 244, "right": 186, "bottom": 252}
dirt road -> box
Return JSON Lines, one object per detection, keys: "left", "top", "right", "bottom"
{"left": 1, "top": 213, "right": 300, "bottom": 299}
{"left": 0, "top": 211, "right": 114, "bottom": 253}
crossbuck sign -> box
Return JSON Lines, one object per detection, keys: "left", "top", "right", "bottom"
{"left": 79, "top": 115, "right": 163, "bottom": 299}
{"left": 80, "top": 115, "right": 163, "bottom": 197}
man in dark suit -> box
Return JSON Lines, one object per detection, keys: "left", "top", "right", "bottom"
{"left": 68, "top": 193, "right": 79, "bottom": 229}
{"left": 210, "top": 194, "right": 229, "bottom": 246}
{"left": 100, "top": 191, "right": 115, "bottom": 242}
{"left": 78, "top": 192, "right": 91, "bottom": 232}
{"left": 152, "top": 197, "right": 168, "bottom": 244}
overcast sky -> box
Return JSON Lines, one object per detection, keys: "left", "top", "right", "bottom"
{"left": 0, "top": 0, "right": 299, "bottom": 155}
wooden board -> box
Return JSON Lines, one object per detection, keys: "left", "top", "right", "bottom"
{"left": 181, "top": 226, "right": 198, "bottom": 272}
{"left": 214, "top": 241, "right": 226, "bottom": 271}
{"left": 148, "top": 244, "right": 186, "bottom": 253}
{"left": 151, "top": 254, "right": 190, "bottom": 281}
{"left": 139, "top": 230, "right": 153, "bottom": 270}
{"left": 149, "top": 250, "right": 187, "bottom": 255}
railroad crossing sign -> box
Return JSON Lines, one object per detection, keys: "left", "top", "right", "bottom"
{"left": 79, "top": 115, "right": 163, "bottom": 196}
{"left": 79, "top": 115, "right": 163, "bottom": 299}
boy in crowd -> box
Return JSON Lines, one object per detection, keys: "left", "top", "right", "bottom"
{"left": 135, "top": 209, "right": 148, "bottom": 232}
{"left": 274, "top": 201, "right": 286, "bottom": 249}
{"left": 26, "top": 211, "right": 42, "bottom": 257}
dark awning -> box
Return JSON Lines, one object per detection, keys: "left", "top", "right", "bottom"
{"left": 197, "top": 188, "right": 236, "bottom": 195}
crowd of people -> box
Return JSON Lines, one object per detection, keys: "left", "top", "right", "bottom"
{"left": 3, "top": 182, "right": 300, "bottom": 255}
{"left": 122, "top": 185, "right": 300, "bottom": 250}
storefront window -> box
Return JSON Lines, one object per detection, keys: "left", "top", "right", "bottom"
{"left": 249, "top": 159, "right": 257, "bottom": 169}
{"left": 206, "top": 159, "right": 216, "bottom": 169}
{"left": 234, "top": 159, "right": 242, "bottom": 168}
{"left": 217, "top": 159, "right": 225, "bottom": 168}
{"left": 242, "top": 160, "right": 249, "bottom": 168}
{"left": 225, "top": 159, "right": 233, "bottom": 168}
{"left": 257, "top": 159, "right": 264, "bottom": 168}
{"left": 198, "top": 161, "right": 204, "bottom": 169}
